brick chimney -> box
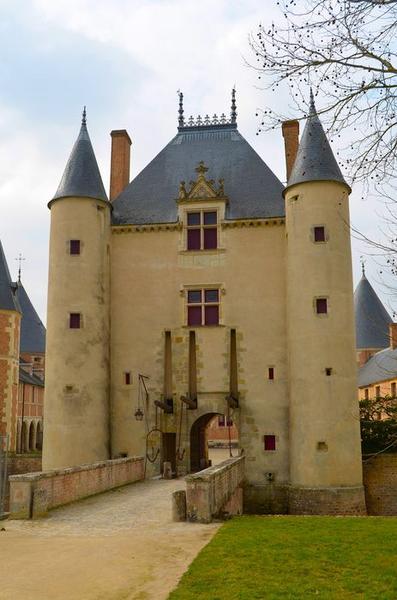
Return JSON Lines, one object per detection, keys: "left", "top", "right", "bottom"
{"left": 389, "top": 323, "right": 397, "bottom": 349}
{"left": 281, "top": 120, "right": 299, "bottom": 182}
{"left": 110, "top": 129, "right": 132, "bottom": 201}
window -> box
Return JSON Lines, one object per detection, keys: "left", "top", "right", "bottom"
{"left": 314, "top": 226, "right": 326, "bottom": 242}
{"left": 187, "top": 288, "right": 219, "bottom": 326}
{"left": 187, "top": 211, "right": 217, "bottom": 250}
{"left": 124, "top": 372, "right": 131, "bottom": 385}
{"left": 268, "top": 367, "right": 274, "bottom": 380}
{"left": 325, "top": 368, "right": 332, "bottom": 376}
{"left": 364, "top": 388, "right": 369, "bottom": 400}
{"left": 375, "top": 385, "right": 381, "bottom": 399}
{"left": 218, "top": 415, "right": 225, "bottom": 427}
{"left": 316, "top": 298, "right": 328, "bottom": 314}
{"left": 69, "top": 313, "right": 81, "bottom": 329}
{"left": 69, "top": 240, "right": 81, "bottom": 255}
{"left": 264, "top": 435, "right": 276, "bottom": 451}
{"left": 391, "top": 382, "right": 396, "bottom": 398}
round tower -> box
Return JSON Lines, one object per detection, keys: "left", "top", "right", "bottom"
{"left": 285, "top": 93, "right": 366, "bottom": 514}
{"left": 42, "top": 110, "right": 111, "bottom": 470}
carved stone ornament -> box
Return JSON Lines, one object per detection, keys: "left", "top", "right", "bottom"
{"left": 178, "top": 161, "right": 226, "bottom": 201}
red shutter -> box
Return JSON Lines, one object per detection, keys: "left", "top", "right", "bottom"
{"left": 264, "top": 435, "right": 276, "bottom": 451}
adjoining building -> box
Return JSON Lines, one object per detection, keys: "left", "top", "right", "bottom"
{"left": 0, "top": 241, "right": 45, "bottom": 454}
{"left": 42, "top": 91, "right": 366, "bottom": 515}
{"left": 355, "top": 267, "right": 397, "bottom": 402}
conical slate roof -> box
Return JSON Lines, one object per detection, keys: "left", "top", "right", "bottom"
{"left": 0, "top": 241, "right": 20, "bottom": 312}
{"left": 112, "top": 125, "right": 284, "bottom": 225}
{"left": 286, "top": 92, "right": 348, "bottom": 191}
{"left": 52, "top": 111, "right": 108, "bottom": 203}
{"left": 17, "top": 282, "right": 46, "bottom": 353}
{"left": 354, "top": 273, "right": 392, "bottom": 350}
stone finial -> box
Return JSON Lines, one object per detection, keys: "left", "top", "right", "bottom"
{"left": 178, "top": 91, "right": 184, "bottom": 127}
{"left": 231, "top": 87, "right": 237, "bottom": 124}
{"left": 309, "top": 88, "right": 316, "bottom": 116}
{"left": 178, "top": 181, "right": 187, "bottom": 199}
{"left": 82, "top": 106, "right": 87, "bottom": 126}
{"left": 195, "top": 161, "right": 208, "bottom": 176}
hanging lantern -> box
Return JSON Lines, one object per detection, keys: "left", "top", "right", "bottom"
{"left": 134, "top": 407, "right": 144, "bottom": 421}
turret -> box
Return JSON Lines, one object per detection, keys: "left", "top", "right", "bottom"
{"left": 42, "top": 109, "right": 111, "bottom": 470}
{"left": 284, "top": 92, "right": 366, "bottom": 514}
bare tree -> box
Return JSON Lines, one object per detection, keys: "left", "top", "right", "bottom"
{"left": 250, "top": 0, "right": 397, "bottom": 188}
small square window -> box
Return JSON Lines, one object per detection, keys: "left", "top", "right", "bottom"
{"left": 70, "top": 240, "right": 81, "bottom": 255}
{"left": 69, "top": 313, "right": 81, "bottom": 329}
{"left": 264, "top": 435, "right": 276, "bottom": 451}
{"left": 325, "top": 368, "right": 332, "bottom": 376}
{"left": 316, "top": 298, "right": 328, "bottom": 314}
{"left": 203, "top": 211, "right": 217, "bottom": 225}
{"left": 314, "top": 226, "right": 326, "bottom": 242}
{"left": 268, "top": 367, "right": 274, "bottom": 380}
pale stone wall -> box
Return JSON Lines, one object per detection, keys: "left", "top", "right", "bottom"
{"left": 110, "top": 218, "right": 289, "bottom": 485}
{"left": 185, "top": 455, "right": 244, "bottom": 522}
{"left": 9, "top": 456, "right": 144, "bottom": 518}
{"left": 43, "top": 197, "right": 111, "bottom": 470}
{"left": 285, "top": 180, "right": 365, "bottom": 510}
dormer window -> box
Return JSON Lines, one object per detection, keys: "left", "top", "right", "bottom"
{"left": 187, "top": 211, "right": 218, "bottom": 250}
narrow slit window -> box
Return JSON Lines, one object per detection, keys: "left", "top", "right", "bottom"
{"left": 391, "top": 382, "right": 396, "bottom": 398}
{"left": 69, "top": 313, "right": 81, "bottom": 329}
{"left": 70, "top": 240, "right": 81, "bottom": 255}
{"left": 316, "top": 298, "right": 328, "bottom": 314}
{"left": 268, "top": 367, "right": 274, "bottom": 380}
{"left": 264, "top": 435, "right": 276, "bottom": 451}
{"left": 364, "top": 388, "right": 369, "bottom": 400}
{"left": 124, "top": 372, "right": 131, "bottom": 385}
{"left": 314, "top": 226, "right": 326, "bottom": 242}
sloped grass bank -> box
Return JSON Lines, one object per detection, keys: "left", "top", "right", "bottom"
{"left": 169, "top": 516, "right": 397, "bottom": 599}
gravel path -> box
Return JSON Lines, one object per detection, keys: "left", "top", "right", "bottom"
{"left": 0, "top": 478, "right": 220, "bottom": 600}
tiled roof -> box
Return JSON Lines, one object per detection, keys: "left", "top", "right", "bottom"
{"left": 17, "top": 282, "right": 46, "bottom": 353}
{"left": 19, "top": 367, "right": 44, "bottom": 387}
{"left": 112, "top": 125, "right": 285, "bottom": 225}
{"left": 286, "top": 93, "right": 348, "bottom": 191}
{"left": 0, "top": 241, "right": 20, "bottom": 312}
{"left": 358, "top": 347, "right": 397, "bottom": 387}
{"left": 52, "top": 115, "right": 108, "bottom": 204}
{"left": 354, "top": 274, "right": 392, "bottom": 350}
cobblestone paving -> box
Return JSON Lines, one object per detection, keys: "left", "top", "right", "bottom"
{"left": 0, "top": 477, "right": 220, "bottom": 600}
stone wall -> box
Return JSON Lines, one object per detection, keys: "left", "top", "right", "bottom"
{"left": 363, "top": 454, "right": 397, "bottom": 516}
{"left": 185, "top": 456, "right": 244, "bottom": 523}
{"left": 289, "top": 485, "right": 366, "bottom": 515}
{"left": 9, "top": 455, "right": 144, "bottom": 518}
{"left": 8, "top": 453, "right": 42, "bottom": 476}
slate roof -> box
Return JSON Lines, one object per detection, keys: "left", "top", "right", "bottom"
{"left": 52, "top": 114, "right": 108, "bottom": 203}
{"left": 358, "top": 347, "right": 397, "bottom": 387}
{"left": 0, "top": 241, "right": 20, "bottom": 312}
{"left": 17, "top": 282, "right": 46, "bottom": 353}
{"left": 19, "top": 367, "right": 44, "bottom": 387}
{"left": 354, "top": 273, "right": 392, "bottom": 350}
{"left": 286, "top": 92, "right": 348, "bottom": 191}
{"left": 112, "top": 125, "right": 285, "bottom": 225}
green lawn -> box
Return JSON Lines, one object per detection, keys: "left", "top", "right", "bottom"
{"left": 169, "top": 516, "right": 397, "bottom": 600}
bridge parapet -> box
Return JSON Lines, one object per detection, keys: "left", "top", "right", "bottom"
{"left": 185, "top": 455, "right": 245, "bottom": 523}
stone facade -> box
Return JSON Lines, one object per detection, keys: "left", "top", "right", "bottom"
{"left": 42, "top": 97, "right": 365, "bottom": 515}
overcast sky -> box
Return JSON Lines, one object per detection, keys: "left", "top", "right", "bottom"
{"left": 0, "top": 0, "right": 390, "bottom": 322}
